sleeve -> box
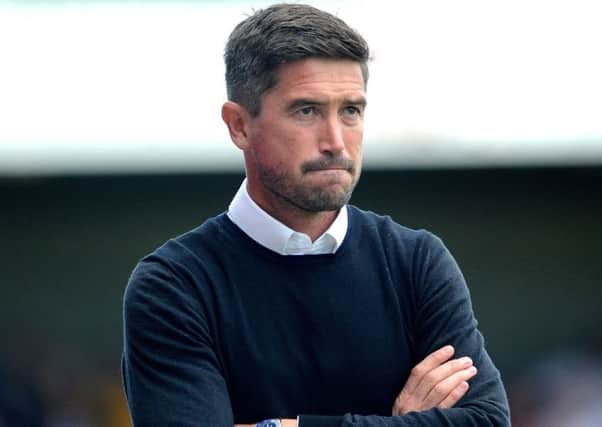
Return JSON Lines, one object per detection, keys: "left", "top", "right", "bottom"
{"left": 122, "top": 258, "right": 234, "bottom": 427}
{"left": 298, "top": 232, "right": 510, "bottom": 427}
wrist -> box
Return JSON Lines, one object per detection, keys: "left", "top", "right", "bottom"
{"left": 255, "top": 419, "right": 297, "bottom": 427}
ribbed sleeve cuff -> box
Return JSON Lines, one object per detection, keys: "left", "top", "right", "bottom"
{"left": 298, "top": 415, "right": 342, "bottom": 427}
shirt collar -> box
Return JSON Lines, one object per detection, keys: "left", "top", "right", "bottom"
{"left": 227, "top": 178, "right": 348, "bottom": 255}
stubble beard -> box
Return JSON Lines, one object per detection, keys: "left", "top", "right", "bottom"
{"left": 257, "top": 160, "right": 360, "bottom": 213}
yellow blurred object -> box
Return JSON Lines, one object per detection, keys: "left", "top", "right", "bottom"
{"left": 101, "top": 379, "right": 131, "bottom": 427}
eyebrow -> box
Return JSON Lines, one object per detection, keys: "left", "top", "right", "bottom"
{"left": 286, "top": 97, "right": 368, "bottom": 111}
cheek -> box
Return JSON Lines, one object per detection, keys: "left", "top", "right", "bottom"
{"left": 345, "top": 128, "right": 364, "bottom": 155}
{"left": 250, "top": 142, "right": 276, "bottom": 171}
{"left": 256, "top": 125, "right": 306, "bottom": 159}
{"left": 249, "top": 129, "right": 293, "bottom": 170}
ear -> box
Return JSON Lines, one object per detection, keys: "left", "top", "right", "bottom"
{"left": 222, "top": 101, "right": 252, "bottom": 150}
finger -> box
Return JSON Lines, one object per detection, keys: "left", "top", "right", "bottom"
{"left": 393, "top": 346, "right": 459, "bottom": 416}
{"left": 412, "top": 356, "right": 473, "bottom": 400}
{"left": 392, "top": 361, "right": 474, "bottom": 416}
{"left": 403, "top": 345, "right": 455, "bottom": 395}
{"left": 438, "top": 381, "right": 470, "bottom": 409}
{"left": 422, "top": 366, "right": 478, "bottom": 409}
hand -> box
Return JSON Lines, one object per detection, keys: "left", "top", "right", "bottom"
{"left": 392, "top": 345, "right": 477, "bottom": 416}
{"left": 235, "top": 419, "right": 297, "bottom": 427}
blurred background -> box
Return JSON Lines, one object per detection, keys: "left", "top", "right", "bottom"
{"left": 1, "top": 0, "right": 601, "bottom": 426}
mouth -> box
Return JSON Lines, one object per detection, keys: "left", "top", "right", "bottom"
{"left": 302, "top": 158, "right": 355, "bottom": 175}
{"left": 308, "top": 167, "right": 348, "bottom": 171}
{"left": 305, "top": 168, "right": 351, "bottom": 176}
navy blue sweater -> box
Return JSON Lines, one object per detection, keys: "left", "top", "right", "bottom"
{"left": 122, "top": 206, "right": 509, "bottom": 426}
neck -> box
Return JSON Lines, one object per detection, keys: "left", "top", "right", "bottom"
{"left": 272, "top": 207, "right": 338, "bottom": 242}
{"left": 249, "top": 186, "right": 338, "bottom": 242}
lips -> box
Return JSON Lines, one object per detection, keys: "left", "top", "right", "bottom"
{"left": 305, "top": 167, "right": 352, "bottom": 175}
{"left": 302, "top": 157, "right": 355, "bottom": 174}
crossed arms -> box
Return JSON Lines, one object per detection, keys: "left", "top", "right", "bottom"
{"left": 122, "top": 230, "right": 510, "bottom": 426}
{"left": 237, "top": 344, "right": 479, "bottom": 427}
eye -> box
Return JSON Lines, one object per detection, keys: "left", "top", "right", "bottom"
{"left": 298, "top": 106, "right": 317, "bottom": 116}
{"left": 341, "top": 106, "right": 363, "bottom": 123}
{"left": 342, "top": 106, "right": 361, "bottom": 116}
{"left": 293, "top": 105, "right": 320, "bottom": 121}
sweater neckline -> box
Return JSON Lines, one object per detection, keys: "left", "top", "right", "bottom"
{"left": 217, "top": 207, "right": 357, "bottom": 265}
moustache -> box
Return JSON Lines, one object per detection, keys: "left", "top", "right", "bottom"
{"left": 301, "top": 156, "right": 356, "bottom": 174}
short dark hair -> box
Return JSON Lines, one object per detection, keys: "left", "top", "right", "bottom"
{"left": 224, "top": 3, "right": 370, "bottom": 117}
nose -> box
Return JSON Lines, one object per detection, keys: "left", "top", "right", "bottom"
{"left": 318, "top": 114, "right": 345, "bottom": 155}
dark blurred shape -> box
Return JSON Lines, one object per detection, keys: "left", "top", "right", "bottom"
{"left": 509, "top": 351, "right": 602, "bottom": 427}
{"left": 0, "top": 368, "right": 46, "bottom": 427}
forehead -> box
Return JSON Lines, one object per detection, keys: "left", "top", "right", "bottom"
{"left": 271, "top": 58, "right": 366, "bottom": 100}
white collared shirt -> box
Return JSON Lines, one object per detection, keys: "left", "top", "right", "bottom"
{"left": 227, "top": 179, "right": 348, "bottom": 255}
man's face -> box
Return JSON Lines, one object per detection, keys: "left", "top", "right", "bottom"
{"left": 244, "top": 58, "right": 366, "bottom": 215}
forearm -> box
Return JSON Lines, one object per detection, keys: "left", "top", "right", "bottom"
{"left": 298, "top": 406, "right": 508, "bottom": 427}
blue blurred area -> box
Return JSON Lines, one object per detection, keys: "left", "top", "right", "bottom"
{"left": 0, "top": 368, "right": 46, "bottom": 427}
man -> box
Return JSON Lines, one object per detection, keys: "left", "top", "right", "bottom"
{"left": 122, "top": 4, "right": 510, "bottom": 426}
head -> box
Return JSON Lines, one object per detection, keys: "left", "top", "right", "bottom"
{"left": 224, "top": 3, "right": 370, "bottom": 117}
{"left": 222, "top": 4, "right": 370, "bottom": 222}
